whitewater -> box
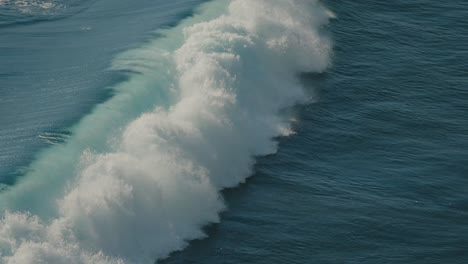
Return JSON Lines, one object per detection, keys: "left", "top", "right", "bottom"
{"left": 0, "top": 0, "right": 332, "bottom": 263}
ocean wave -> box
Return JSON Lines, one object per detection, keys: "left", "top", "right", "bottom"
{"left": 0, "top": 0, "right": 332, "bottom": 263}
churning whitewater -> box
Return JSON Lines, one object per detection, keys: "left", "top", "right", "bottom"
{"left": 0, "top": 0, "right": 332, "bottom": 263}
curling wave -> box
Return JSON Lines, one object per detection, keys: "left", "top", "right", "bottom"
{"left": 0, "top": 0, "right": 333, "bottom": 263}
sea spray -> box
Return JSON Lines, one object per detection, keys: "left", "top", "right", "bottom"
{"left": 0, "top": 0, "right": 333, "bottom": 263}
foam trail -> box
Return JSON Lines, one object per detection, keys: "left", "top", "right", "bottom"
{"left": 0, "top": 0, "right": 332, "bottom": 263}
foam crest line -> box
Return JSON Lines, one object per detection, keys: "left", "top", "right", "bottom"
{"left": 0, "top": 0, "right": 332, "bottom": 263}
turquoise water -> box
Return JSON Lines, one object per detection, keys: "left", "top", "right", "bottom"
{"left": 1, "top": 0, "right": 467, "bottom": 263}
{"left": 0, "top": 0, "right": 206, "bottom": 183}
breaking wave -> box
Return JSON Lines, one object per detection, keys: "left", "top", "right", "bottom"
{"left": 0, "top": 0, "right": 332, "bottom": 263}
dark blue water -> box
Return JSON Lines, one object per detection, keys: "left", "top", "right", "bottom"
{"left": 163, "top": 0, "right": 468, "bottom": 263}
{"left": 1, "top": 0, "right": 467, "bottom": 263}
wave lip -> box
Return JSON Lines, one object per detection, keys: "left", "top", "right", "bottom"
{"left": 0, "top": 0, "right": 333, "bottom": 263}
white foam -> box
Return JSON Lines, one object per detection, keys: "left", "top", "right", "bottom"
{"left": 1, "top": 0, "right": 60, "bottom": 14}
{"left": 0, "top": 0, "right": 332, "bottom": 263}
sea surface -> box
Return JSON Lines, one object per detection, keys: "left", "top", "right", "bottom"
{"left": 0, "top": 0, "right": 467, "bottom": 263}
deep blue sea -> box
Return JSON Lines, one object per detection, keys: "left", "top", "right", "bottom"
{"left": 0, "top": 0, "right": 467, "bottom": 263}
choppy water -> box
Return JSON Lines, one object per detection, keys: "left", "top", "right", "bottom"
{"left": 1, "top": 0, "right": 467, "bottom": 263}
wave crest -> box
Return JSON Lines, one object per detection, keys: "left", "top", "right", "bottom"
{"left": 0, "top": 0, "right": 332, "bottom": 263}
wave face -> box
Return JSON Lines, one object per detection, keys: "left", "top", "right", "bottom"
{"left": 0, "top": 0, "right": 332, "bottom": 263}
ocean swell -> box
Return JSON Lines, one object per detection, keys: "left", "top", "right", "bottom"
{"left": 0, "top": 0, "right": 332, "bottom": 263}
